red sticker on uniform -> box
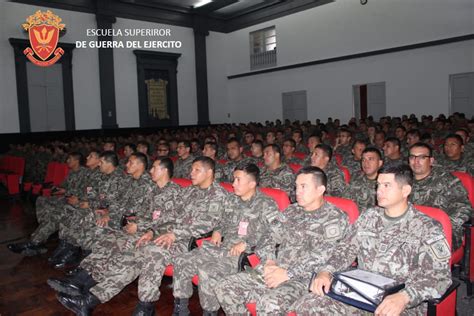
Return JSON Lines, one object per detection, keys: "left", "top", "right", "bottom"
{"left": 238, "top": 221, "right": 249, "bottom": 236}
{"left": 153, "top": 210, "right": 161, "bottom": 220}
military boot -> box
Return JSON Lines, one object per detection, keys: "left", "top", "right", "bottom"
{"left": 172, "top": 298, "right": 190, "bottom": 316}
{"left": 47, "top": 269, "right": 96, "bottom": 296}
{"left": 53, "top": 245, "right": 82, "bottom": 269}
{"left": 56, "top": 291, "right": 100, "bottom": 316}
{"left": 202, "top": 311, "right": 218, "bottom": 316}
{"left": 132, "top": 300, "right": 156, "bottom": 316}
{"left": 48, "top": 239, "right": 69, "bottom": 264}
{"left": 7, "top": 240, "right": 47, "bottom": 256}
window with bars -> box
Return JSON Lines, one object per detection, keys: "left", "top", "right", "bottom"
{"left": 250, "top": 26, "right": 276, "bottom": 70}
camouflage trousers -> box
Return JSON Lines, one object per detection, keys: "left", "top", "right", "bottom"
{"left": 30, "top": 196, "right": 68, "bottom": 243}
{"left": 90, "top": 241, "right": 188, "bottom": 303}
{"left": 214, "top": 265, "right": 307, "bottom": 315}
{"left": 291, "top": 292, "right": 426, "bottom": 316}
{"left": 173, "top": 241, "right": 240, "bottom": 311}
{"left": 61, "top": 209, "right": 107, "bottom": 250}
{"left": 80, "top": 229, "right": 140, "bottom": 282}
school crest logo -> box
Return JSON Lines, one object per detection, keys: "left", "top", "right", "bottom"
{"left": 22, "top": 10, "right": 65, "bottom": 67}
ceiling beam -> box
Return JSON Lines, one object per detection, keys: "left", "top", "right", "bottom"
{"left": 193, "top": 0, "right": 239, "bottom": 14}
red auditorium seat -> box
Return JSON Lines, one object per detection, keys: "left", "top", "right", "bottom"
{"left": 288, "top": 163, "right": 302, "bottom": 174}
{"left": 293, "top": 152, "right": 306, "bottom": 160}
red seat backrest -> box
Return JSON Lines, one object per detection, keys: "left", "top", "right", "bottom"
{"left": 324, "top": 196, "right": 359, "bottom": 224}
{"left": 172, "top": 178, "right": 192, "bottom": 187}
{"left": 334, "top": 153, "right": 343, "bottom": 166}
{"left": 219, "top": 182, "right": 234, "bottom": 192}
{"left": 44, "top": 162, "right": 58, "bottom": 183}
{"left": 288, "top": 163, "right": 302, "bottom": 174}
{"left": 414, "top": 204, "right": 452, "bottom": 264}
{"left": 339, "top": 165, "right": 351, "bottom": 184}
{"left": 293, "top": 152, "right": 306, "bottom": 160}
{"left": 452, "top": 171, "right": 474, "bottom": 208}
{"left": 260, "top": 187, "right": 290, "bottom": 211}
{"left": 53, "top": 163, "right": 69, "bottom": 186}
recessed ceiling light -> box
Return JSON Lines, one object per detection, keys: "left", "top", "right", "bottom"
{"left": 194, "top": 0, "right": 213, "bottom": 8}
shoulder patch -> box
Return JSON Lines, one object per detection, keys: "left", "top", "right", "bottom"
{"left": 324, "top": 223, "right": 342, "bottom": 240}
{"left": 428, "top": 238, "right": 451, "bottom": 261}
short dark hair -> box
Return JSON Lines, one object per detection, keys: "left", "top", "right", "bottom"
{"left": 378, "top": 162, "right": 413, "bottom": 187}
{"left": 234, "top": 163, "right": 260, "bottom": 185}
{"left": 385, "top": 137, "right": 401, "bottom": 148}
{"left": 407, "top": 129, "right": 421, "bottom": 139}
{"left": 178, "top": 140, "right": 191, "bottom": 148}
{"left": 283, "top": 138, "right": 296, "bottom": 148}
{"left": 227, "top": 137, "right": 241, "bottom": 147}
{"left": 137, "top": 141, "right": 150, "bottom": 152}
{"left": 155, "top": 156, "right": 174, "bottom": 178}
{"left": 193, "top": 156, "right": 215, "bottom": 175}
{"left": 362, "top": 147, "right": 382, "bottom": 160}
{"left": 445, "top": 133, "right": 464, "bottom": 145}
{"left": 409, "top": 142, "right": 433, "bottom": 157}
{"left": 204, "top": 142, "right": 218, "bottom": 154}
{"left": 296, "top": 166, "right": 328, "bottom": 189}
{"left": 264, "top": 144, "right": 282, "bottom": 157}
{"left": 124, "top": 143, "right": 137, "bottom": 152}
{"left": 100, "top": 150, "right": 119, "bottom": 167}
{"left": 315, "top": 144, "right": 333, "bottom": 160}
{"left": 130, "top": 152, "right": 148, "bottom": 170}
{"left": 352, "top": 139, "right": 367, "bottom": 149}
{"left": 252, "top": 140, "right": 264, "bottom": 150}
{"left": 339, "top": 128, "right": 352, "bottom": 137}
{"left": 68, "top": 152, "right": 84, "bottom": 165}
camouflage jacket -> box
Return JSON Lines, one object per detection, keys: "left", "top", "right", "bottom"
{"left": 282, "top": 156, "right": 303, "bottom": 165}
{"left": 214, "top": 190, "right": 283, "bottom": 262}
{"left": 342, "top": 157, "right": 362, "bottom": 177}
{"left": 89, "top": 168, "right": 127, "bottom": 212}
{"left": 139, "top": 181, "right": 182, "bottom": 234}
{"left": 324, "top": 163, "right": 347, "bottom": 197}
{"left": 320, "top": 204, "right": 452, "bottom": 312}
{"left": 259, "top": 163, "right": 295, "bottom": 201}
{"left": 343, "top": 173, "right": 377, "bottom": 211}
{"left": 410, "top": 167, "right": 471, "bottom": 249}
{"left": 61, "top": 166, "right": 90, "bottom": 197}
{"left": 335, "top": 144, "right": 352, "bottom": 161}
{"left": 295, "top": 143, "right": 309, "bottom": 155}
{"left": 79, "top": 167, "right": 104, "bottom": 202}
{"left": 174, "top": 154, "right": 195, "bottom": 179}
{"left": 437, "top": 155, "right": 474, "bottom": 177}
{"left": 274, "top": 201, "right": 349, "bottom": 283}
{"left": 172, "top": 182, "right": 229, "bottom": 242}
{"left": 221, "top": 157, "right": 254, "bottom": 183}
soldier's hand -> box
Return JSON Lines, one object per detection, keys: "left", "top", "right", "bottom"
{"left": 95, "top": 209, "right": 109, "bottom": 216}
{"left": 79, "top": 201, "right": 89, "bottom": 209}
{"left": 136, "top": 231, "right": 153, "bottom": 248}
{"left": 374, "top": 292, "right": 410, "bottom": 316}
{"left": 125, "top": 223, "right": 138, "bottom": 235}
{"left": 96, "top": 215, "right": 110, "bottom": 227}
{"left": 154, "top": 232, "right": 176, "bottom": 249}
{"left": 53, "top": 188, "right": 66, "bottom": 196}
{"left": 67, "top": 196, "right": 79, "bottom": 205}
{"left": 229, "top": 242, "right": 246, "bottom": 256}
{"left": 264, "top": 265, "right": 289, "bottom": 288}
{"left": 310, "top": 271, "right": 332, "bottom": 296}
{"left": 210, "top": 231, "right": 222, "bottom": 246}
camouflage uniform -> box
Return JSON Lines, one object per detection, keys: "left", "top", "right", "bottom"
{"left": 172, "top": 190, "right": 282, "bottom": 311}
{"left": 335, "top": 144, "right": 352, "bottom": 162}
{"left": 30, "top": 166, "right": 90, "bottom": 244}
{"left": 259, "top": 163, "right": 295, "bottom": 201}
{"left": 410, "top": 167, "right": 472, "bottom": 249}
{"left": 437, "top": 155, "right": 474, "bottom": 177}
{"left": 343, "top": 157, "right": 362, "bottom": 177}
{"left": 214, "top": 162, "right": 226, "bottom": 183}
{"left": 221, "top": 157, "right": 253, "bottom": 183}
{"left": 88, "top": 182, "right": 228, "bottom": 303}
{"left": 384, "top": 156, "right": 406, "bottom": 166}
{"left": 343, "top": 173, "right": 378, "bottom": 211}
{"left": 291, "top": 204, "right": 452, "bottom": 315}
{"left": 80, "top": 181, "right": 182, "bottom": 282}
{"left": 215, "top": 201, "right": 349, "bottom": 315}
{"left": 247, "top": 156, "right": 264, "bottom": 167}
{"left": 174, "top": 155, "right": 195, "bottom": 179}
{"left": 282, "top": 156, "right": 303, "bottom": 165}
{"left": 324, "top": 162, "right": 347, "bottom": 197}
{"left": 295, "top": 143, "right": 309, "bottom": 155}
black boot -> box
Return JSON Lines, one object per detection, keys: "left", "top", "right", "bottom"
{"left": 56, "top": 291, "right": 100, "bottom": 316}
{"left": 132, "top": 300, "right": 156, "bottom": 316}
{"left": 48, "top": 239, "right": 69, "bottom": 264}
{"left": 53, "top": 246, "right": 82, "bottom": 269}
{"left": 7, "top": 240, "right": 47, "bottom": 256}
{"left": 172, "top": 298, "right": 190, "bottom": 316}
{"left": 202, "top": 311, "right": 218, "bottom": 316}
{"left": 47, "top": 269, "right": 96, "bottom": 296}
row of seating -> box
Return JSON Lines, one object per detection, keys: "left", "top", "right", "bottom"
{"left": 0, "top": 155, "right": 25, "bottom": 195}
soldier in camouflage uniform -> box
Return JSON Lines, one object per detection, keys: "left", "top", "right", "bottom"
{"left": 383, "top": 137, "right": 406, "bottom": 165}
{"left": 248, "top": 140, "right": 264, "bottom": 166}
{"left": 221, "top": 138, "right": 253, "bottom": 182}
{"left": 48, "top": 157, "right": 181, "bottom": 300}
{"left": 202, "top": 141, "right": 225, "bottom": 182}
{"left": 343, "top": 147, "right": 383, "bottom": 211}
{"left": 172, "top": 163, "right": 282, "bottom": 315}
{"left": 174, "top": 140, "right": 195, "bottom": 179}
{"left": 260, "top": 144, "right": 295, "bottom": 201}
{"left": 118, "top": 143, "right": 136, "bottom": 169}
{"left": 292, "top": 129, "right": 309, "bottom": 154}
{"left": 342, "top": 140, "right": 366, "bottom": 177}
{"left": 334, "top": 128, "right": 353, "bottom": 162}
{"left": 56, "top": 157, "right": 229, "bottom": 316}
{"left": 8, "top": 152, "right": 89, "bottom": 256}
{"left": 214, "top": 166, "right": 349, "bottom": 315}
{"left": 281, "top": 139, "right": 303, "bottom": 164}
{"left": 310, "top": 144, "right": 347, "bottom": 197}
{"left": 455, "top": 128, "right": 474, "bottom": 159}
{"left": 292, "top": 164, "right": 452, "bottom": 315}
{"left": 408, "top": 142, "right": 471, "bottom": 249}
{"left": 438, "top": 134, "right": 474, "bottom": 176}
